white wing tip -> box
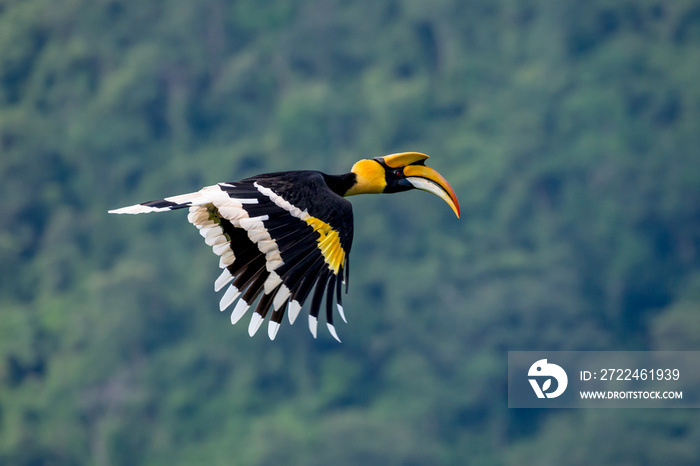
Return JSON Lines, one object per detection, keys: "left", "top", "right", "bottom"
{"left": 288, "top": 300, "right": 302, "bottom": 325}
{"left": 327, "top": 323, "right": 341, "bottom": 342}
{"left": 308, "top": 315, "right": 318, "bottom": 338}
{"left": 108, "top": 205, "right": 153, "bottom": 214}
{"left": 219, "top": 285, "right": 240, "bottom": 311}
{"left": 268, "top": 321, "right": 281, "bottom": 340}
{"left": 248, "top": 313, "right": 264, "bottom": 336}
{"left": 214, "top": 269, "right": 234, "bottom": 292}
{"left": 230, "top": 299, "right": 250, "bottom": 324}
{"left": 272, "top": 285, "right": 291, "bottom": 311}
{"left": 337, "top": 304, "right": 347, "bottom": 323}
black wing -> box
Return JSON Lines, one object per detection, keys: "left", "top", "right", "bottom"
{"left": 110, "top": 171, "right": 353, "bottom": 341}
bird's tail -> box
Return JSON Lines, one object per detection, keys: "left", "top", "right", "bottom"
{"left": 108, "top": 190, "right": 211, "bottom": 214}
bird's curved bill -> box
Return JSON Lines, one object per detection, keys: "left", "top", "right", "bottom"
{"left": 381, "top": 152, "right": 430, "bottom": 168}
{"left": 403, "top": 165, "right": 461, "bottom": 218}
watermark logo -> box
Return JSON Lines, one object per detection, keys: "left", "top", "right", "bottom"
{"left": 528, "top": 359, "right": 568, "bottom": 399}
{"left": 509, "top": 351, "right": 699, "bottom": 408}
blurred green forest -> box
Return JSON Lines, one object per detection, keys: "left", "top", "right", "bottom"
{"left": 2, "top": 0, "right": 700, "bottom": 464}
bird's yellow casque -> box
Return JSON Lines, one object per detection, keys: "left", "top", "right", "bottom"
{"left": 109, "top": 152, "right": 460, "bottom": 341}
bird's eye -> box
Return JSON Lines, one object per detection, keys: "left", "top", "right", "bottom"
{"left": 394, "top": 169, "right": 403, "bottom": 177}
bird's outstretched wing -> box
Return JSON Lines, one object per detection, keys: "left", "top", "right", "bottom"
{"left": 109, "top": 171, "right": 353, "bottom": 341}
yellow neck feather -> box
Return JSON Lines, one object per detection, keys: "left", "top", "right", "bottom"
{"left": 345, "top": 159, "right": 387, "bottom": 196}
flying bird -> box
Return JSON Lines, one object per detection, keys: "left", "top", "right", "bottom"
{"left": 109, "top": 152, "right": 460, "bottom": 341}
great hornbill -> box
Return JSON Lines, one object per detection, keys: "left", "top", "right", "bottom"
{"left": 109, "top": 152, "right": 460, "bottom": 341}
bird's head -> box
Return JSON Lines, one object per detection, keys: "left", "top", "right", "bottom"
{"left": 346, "top": 152, "right": 460, "bottom": 218}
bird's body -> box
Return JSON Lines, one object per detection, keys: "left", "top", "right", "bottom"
{"left": 110, "top": 152, "right": 459, "bottom": 341}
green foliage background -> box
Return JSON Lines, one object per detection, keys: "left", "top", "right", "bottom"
{"left": 2, "top": 0, "right": 700, "bottom": 464}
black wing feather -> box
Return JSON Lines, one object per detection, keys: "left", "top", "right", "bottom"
{"left": 112, "top": 171, "right": 354, "bottom": 340}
